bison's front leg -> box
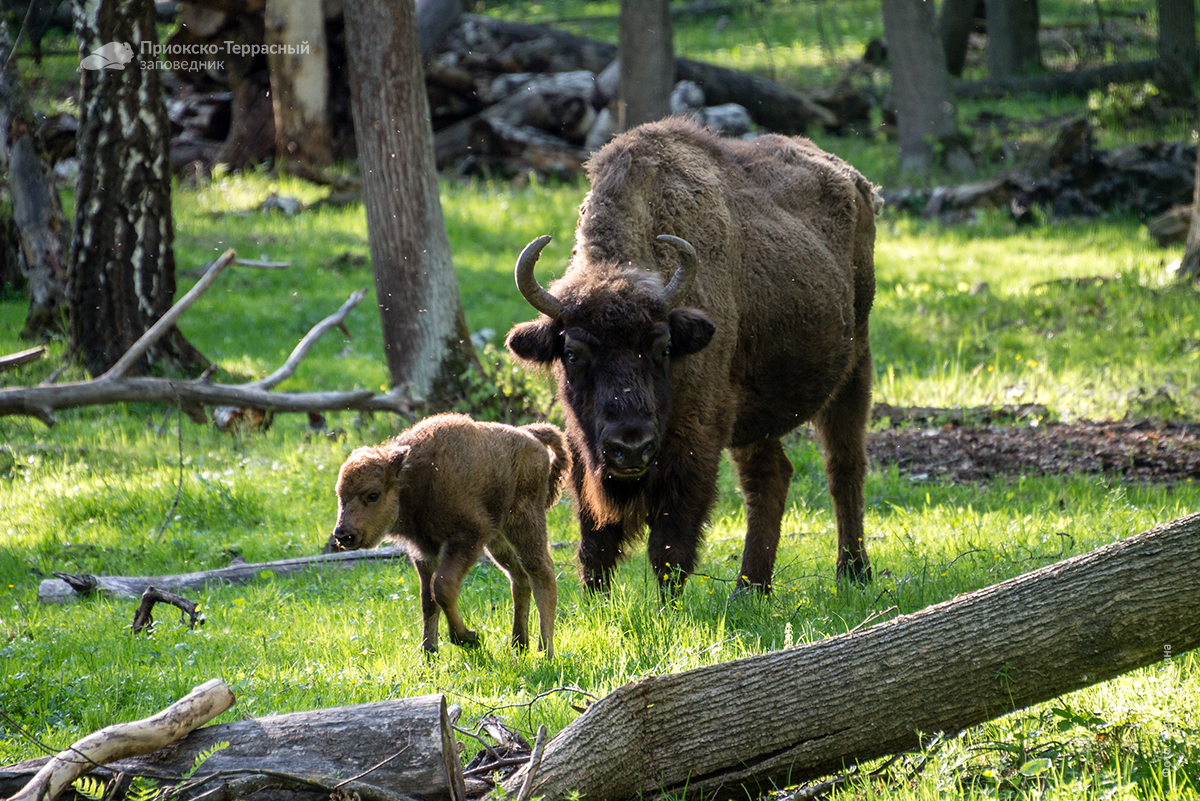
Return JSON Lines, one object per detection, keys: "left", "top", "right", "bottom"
{"left": 412, "top": 556, "right": 440, "bottom": 654}
{"left": 646, "top": 444, "right": 721, "bottom": 599}
{"left": 577, "top": 513, "right": 627, "bottom": 594}
{"left": 730, "top": 437, "right": 794, "bottom": 593}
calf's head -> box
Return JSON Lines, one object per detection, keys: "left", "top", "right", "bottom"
{"left": 505, "top": 235, "right": 715, "bottom": 485}
{"left": 324, "top": 443, "right": 410, "bottom": 553}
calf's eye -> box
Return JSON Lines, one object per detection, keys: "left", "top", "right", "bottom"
{"left": 366, "top": 492, "right": 380, "bottom": 503}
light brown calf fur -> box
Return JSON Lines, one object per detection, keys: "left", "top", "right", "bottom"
{"left": 325, "top": 413, "right": 570, "bottom": 657}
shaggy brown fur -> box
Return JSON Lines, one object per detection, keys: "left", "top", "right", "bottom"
{"left": 506, "top": 117, "right": 879, "bottom": 596}
{"left": 324, "top": 413, "right": 570, "bottom": 656}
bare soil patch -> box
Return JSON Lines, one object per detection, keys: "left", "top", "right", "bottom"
{"left": 868, "top": 417, "right": 1200, "bottom": 483}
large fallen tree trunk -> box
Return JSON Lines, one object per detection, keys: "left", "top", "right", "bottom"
{"left": 1, "top": 694, "right": 466, "bottom": 801}
{"left": 503, "top": 512, "right": 1200, "bottom": 801}
{"left": 38, "top": 546, "right": 406, "bottom": 603}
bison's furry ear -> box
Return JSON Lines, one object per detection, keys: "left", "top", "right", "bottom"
{"left": 667, "top": 308, "right": 716, "bottom": 356}
{"left": 388, "top": 444, "right": 411, "bottom": 477}
{"left": 505, "top": 320, "right": 560, "bottom": 365}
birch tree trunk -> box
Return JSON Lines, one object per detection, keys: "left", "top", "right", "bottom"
{"left": 343, "top": 0, "right": 476, "bottom": 408}
{"left": 70, "top": 0, "right": 208, "bottom": 377}
{"left": 504, "top": 512, "right": 1200, "bottom": 801}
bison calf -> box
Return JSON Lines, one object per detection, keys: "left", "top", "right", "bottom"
{"left": 325, "top": 413, "right": 569, "bottom": 657}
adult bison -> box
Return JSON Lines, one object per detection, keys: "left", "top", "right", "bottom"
{"left": 505, "top": 117, "right": 878, "bottom": 595}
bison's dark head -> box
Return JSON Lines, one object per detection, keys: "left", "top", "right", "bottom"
{"left": 505, "top": 235, "right": 715, "bottom": 492}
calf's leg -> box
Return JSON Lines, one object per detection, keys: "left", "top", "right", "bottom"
{"left": 730, "top": 436, "right": 794, "bottom": 593}
{"left": 433, "top": 534, "right": 487, "bottom": 647}
{"left": 412, "top": 557, "right": 440, "bottom": 654}
{"left": 485, "top": 536, "right": 533, "bottom": 651}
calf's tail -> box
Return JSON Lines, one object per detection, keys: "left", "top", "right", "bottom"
{"left": 522, "top": 422, "right": 572, "bottom": 507}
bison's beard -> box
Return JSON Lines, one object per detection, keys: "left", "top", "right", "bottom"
{"left": 575, "top": 450, "right": 657, "bottom": 531}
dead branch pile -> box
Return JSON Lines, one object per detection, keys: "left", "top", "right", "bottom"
{"left": 883, "top": 117, "right": 1196, "bottom": 225}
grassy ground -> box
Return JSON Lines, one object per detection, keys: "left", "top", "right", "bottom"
{"left": 2, "top": 171, "right": 1198, "bottom": 799}
{"left": 3, "top": 0, "right": 1200, "bottom": 797}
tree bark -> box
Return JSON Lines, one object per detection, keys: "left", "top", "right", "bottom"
{"left": 38, "top": 547, "right": 406, "bottom": 603}
{"left": 985, "top": 0, "right": 1042, "bottom": 78}
{"left": 1, "top": 695, "right": 467, "bottom": 801}
{"left": 343, "top": 0, "right": 476, "bottom": 409}
{"left": 618, "top": 0, "right": 674, "bottom": 131}
{"left": 881, "top": 0, "right": 968, "bottom": 175}
{"left": 70, "top": 0, "right": 208, "bottom": 377}
{"left": 264, "top": 0, "right": 332, "bottom": 167}
{"left": 0, "top": 22, "right": 68, "bottom": 341}
{"left": 1178, "top": 110, "right": 1200, "bottom": 278}
{"left": 503, "top": 512, "right": 1200, "bottom": 801}
{"left": 938, "top": 0, "right": 978, "bottom": 77}
{"left": 1156, "top": 0, "right": 1198, "bottom": 102}
{"left": 5, "top": 680, "right": 235, "bottom": 801}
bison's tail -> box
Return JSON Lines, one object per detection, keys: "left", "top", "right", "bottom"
{"left": 523, "top": 422, "right": 572, "bottom": 507}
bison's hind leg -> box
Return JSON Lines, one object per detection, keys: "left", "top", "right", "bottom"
{"left": 813, "top": 352, "right": 873, "bottom": 584}
{"left": 486, "top": 535, "right": 534, "bottom": 652}
{"left": 730, "top": 438, "right": 794, "bottom": 593}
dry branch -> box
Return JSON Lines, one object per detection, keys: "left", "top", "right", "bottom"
{"left": 503, "top": 512, "right": 1200, "bottom": 801}
{"left": 0, "top": 346, "right": 45, "bottom": 373}
{"left": 5, "top": 679, "right": 235, "bottom": 801}
{"left": 1, "top": 696, "right": 465, "bottom": 801}
{"left": 130, "top": 586, "right": 205, "bottom": 633}
{"left": 0, "top": 249, "right": 416, "bottom": 426}
{"left": 39, "top": 547, "right": 407, "bottom": 604}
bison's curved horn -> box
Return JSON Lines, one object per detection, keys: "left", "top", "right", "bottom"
{"left": 656, "top": 234, "right": 698, "bottom": 309}
{"left": 515, "top": 235, "right": 563, "bottom": 319}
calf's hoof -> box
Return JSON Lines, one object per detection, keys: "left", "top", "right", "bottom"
{"left": 450, "top": 628, "right": 480, "bottom": 648}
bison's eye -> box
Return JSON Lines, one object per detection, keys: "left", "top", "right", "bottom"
{"left": 366, "top": 491, "right": 380, "bottom": 503}
{"left": 564, "top": 348, "right": 578, "bottom": 364}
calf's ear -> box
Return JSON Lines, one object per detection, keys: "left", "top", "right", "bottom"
{"left": 388, "top": 445, "right": 411, "bottom": 478}
{"left": 668, "top": 308, "right": 716, "bottom": 356}
{"left": 505, "top": 320, "right": 560, "bottom": 364}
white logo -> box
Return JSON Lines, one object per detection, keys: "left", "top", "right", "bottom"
{"left": 80, "top": 42, "right": 134, "bottom": 70}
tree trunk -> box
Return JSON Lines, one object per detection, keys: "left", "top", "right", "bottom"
{"left": 503, "top": 512, "right": 1200, "bottom": 801}
{"left": 264, "top": 0, "right": 332, "bottom": 167}
{"left": 618, "top": 0, "right": 674, "bottom": 131}
{"left": 1178, "top": 110, "right": 1200, "bottom": 279}
{"left": 1, "top": 695, "right": 468, "bottom": 801}
{"left": 939, "top": 0, "right": 978, "bottom": 76}
{"left": 0, "top": 22, "right": 68, "bottom": 341}
{"left": 1156, "top": 0, "right": 1198, "bottom": 102}
{"left": 881, "top": 0, "right": 969, "bottom": 175}
{"left": 70, "top": 0, "right": 208, "bottom": 377}
{"left": 985, "top": 0, "right": 1042, "bottom": 78}
{"left": 343, "top": 0, "right": 476, "bottom": 408}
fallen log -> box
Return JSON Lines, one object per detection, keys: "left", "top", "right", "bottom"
{"left": 0, "top": 346, "right": 46, "bottom": 374}
{"left": 5, "top": 679, "right": 235, "bottom": 801}
{"left": 38, "top": 547, "right": 406, "bottom": 604}
{"left": 1, "top": 695, "right": 466, "bottom": 801}
{"left": 457, "top": 14, "right": 820, "bottom": 134}
{"left": 953, "top": 59, "right": 1158, "bottom": 100}
{"left": 503, "top": 512, "right": 1200, "bottom": 801}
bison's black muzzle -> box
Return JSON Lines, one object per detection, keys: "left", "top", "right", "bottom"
{"left": 601, "top": 424, "right": 658, "bottom": 478}
{"left": 325, "top": 527, "right": 357, "bottom": 553}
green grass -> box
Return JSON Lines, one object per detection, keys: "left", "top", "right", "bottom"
{"left": 2, "top": 171, "right": 1199, "bottom": 798}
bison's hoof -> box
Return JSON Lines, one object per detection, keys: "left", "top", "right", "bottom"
{"left": 731, "top": 579, "right": 771, "bottom": 599}
{"left": 450, "top": 628, "right": 480, "bottom": 648}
